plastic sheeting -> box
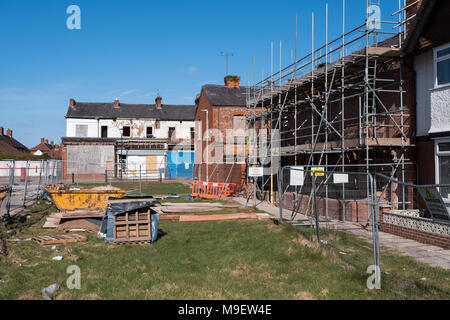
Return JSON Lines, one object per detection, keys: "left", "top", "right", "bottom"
{"left": 100, "top": 200, "right": 160, "bottom": 243}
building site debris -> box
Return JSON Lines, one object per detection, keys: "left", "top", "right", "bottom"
{"left": 42, "top": 284, "right": 59, "bottom": 300}
{"left": 154, "top": 202, "right": 241, "bottom": 214}
{"left": 56, "top": 219, "right": 101, "bottom": 233}
{"left": 52, "top": 256, "right": 63, "bottom": 261}
{"left": 100, "top": 200, "right": 160, "bottom": 244}
{"left": 33, "top": 234, "right": 87, "bottom": 246}
{"left": 43, "top": 184, "right": 126, "bottom": 211}
{"left": 160, "top": 213, "right": 271, "bottom": 222}
{"left": 0, "top": 186, "right": 10, "bottom": 208}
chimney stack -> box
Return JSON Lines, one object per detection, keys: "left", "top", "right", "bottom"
{"left": 69, "top": 98, "right": 76, "bottom": 107}
{"left": 51, "top": 141, "right": 54, "bottom": 146}
{"left": 0, "top": 127, "right": 3, "bottom": 136}
{"left": 6, "top": 129, "right": 12, "bottom": 137}
{"left": 114, "top": 98, "right": 120, "bottom": 108}
{"left": 224, "top": 75, "right": 240, "bottom": 89}
{"left": 155, "top": 96, "right": 162, "bottom": 109}
{"left": 41, "top": 138, "right": 45, "bottom": 143}
{"left": 45, "top": 139, "right": 48, "bottom": 144}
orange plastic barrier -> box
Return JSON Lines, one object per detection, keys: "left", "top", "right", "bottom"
{"left": 190, "top": 181, "right": 241, "bottom": 199}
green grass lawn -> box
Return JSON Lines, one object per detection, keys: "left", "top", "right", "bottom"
{"left": 0, "top": 204, "right": 449, "bottom": 300}
{"left": 76, "top": 181, "right": 192, "bottom": 197}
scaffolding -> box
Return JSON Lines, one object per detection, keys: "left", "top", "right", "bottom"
{"left": 245, "top": 0, "right": 420, "bottom": 221}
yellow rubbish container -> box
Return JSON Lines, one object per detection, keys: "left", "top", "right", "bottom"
{"left": 45, "top": 188, "right": 126, "bottom": 211}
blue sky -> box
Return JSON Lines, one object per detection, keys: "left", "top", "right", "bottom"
{"left": 0, "top": 0, "right": 400, "bottom": 148}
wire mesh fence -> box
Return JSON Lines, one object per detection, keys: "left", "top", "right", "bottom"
{"left": 0, "top": 158, "right": 194, "bottom": 220}
{"left": 275, "top": 165, "right": 450, "bottom": 297}
{"left": 0, "top": 160, "right": 62, "bottom": 220}
{"left": 278, "top": 166, "right": 375, "bottom": 226}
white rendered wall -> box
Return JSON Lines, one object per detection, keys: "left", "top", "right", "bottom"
{"left": 415, "top": 48, "right": 450, "bottom": 136}
{"left": 66, "top": 118, "right": 194, "bottom": 140}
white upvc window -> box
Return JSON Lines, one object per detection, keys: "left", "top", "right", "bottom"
{"left": 434, "top": 43, "right": 450, "bottom": 88}
{"left": 435, "top": 139, "right": 450, "bottom": 200}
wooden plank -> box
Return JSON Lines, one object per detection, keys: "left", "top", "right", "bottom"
{"left": 179, "top": 213, "right": 258, "bottom": 222}
{"left": 103, "top": 198, "right": 157, "bottom": 204}
{"left": 159, "top": 215, "right": 181, "bottom": 221}
{"left": 33, "top": 234, "right": 87, "bottom": 246}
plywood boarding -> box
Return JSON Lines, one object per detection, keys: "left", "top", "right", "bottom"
{"left": 146, "top": 156, "right": 158, "bottom": 174}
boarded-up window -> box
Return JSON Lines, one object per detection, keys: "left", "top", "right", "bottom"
{"left": 75, "top": 125, "right": 88, "bottom": 137}
{"left": 233, "top": 116, "right": 246, "bottom": 131}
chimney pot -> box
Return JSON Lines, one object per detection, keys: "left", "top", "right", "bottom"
{"left": 51, "top": 141, "right": 54, "bottom": 146}
{"left": 224, "top": 75, "right": 240, "bottom": 89}
{"left": 155, "top": 96, "right": 162, "bottom": 109}
{"left": 0, "top": 127, "right": 3, "bottom": 136}
{"left": 45, "top": 139, "right": 48, "bottom": 144}
{"left": 6, "top": 129, "right": 12, "bottom": 137}
{"left": 69, "top": 98, "right": 76, "bottom": 107}
{"left": 114, "top": 98, "right": 120, "bottom": 107}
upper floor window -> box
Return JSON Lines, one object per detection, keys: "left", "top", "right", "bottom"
{"left": 190, "top": 127, "right": 195, "bottom": 139}
{"left": 122, "top": 126, "right": 131, "bottom": 137}
{"left": 146, "top": 127, "right": 153, "bottom": 139}
{"left": 168, "top": 127, "right": 176, "bottom": 139}
{"left": 101, "top": 126, "right": 108, "bottom": 138}
{"left": 75, "top": 124, "right": 88, "bottom": 137}
{"left": 435, "top": 44, "right": 450, "bottom": 87}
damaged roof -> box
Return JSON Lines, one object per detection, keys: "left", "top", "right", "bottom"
{"left": 202, "top": 85, "right": 252, "bottom": 106}
{"left": 66, "top": 102, "right": 196, "bottom": 121}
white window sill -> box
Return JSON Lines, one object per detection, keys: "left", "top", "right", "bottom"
{"left": 431, "top": 83, "right": 450, "bottom": 92}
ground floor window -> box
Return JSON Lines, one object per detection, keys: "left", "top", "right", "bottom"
{"left": 436, "top": 140, "right": 450, "bottom": 199}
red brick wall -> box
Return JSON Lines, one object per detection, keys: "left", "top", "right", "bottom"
{"left": 194, "top": 90, "right": 248, "bottom": 186}
{"left": 379, "top": 211, "right": 450, "bottom": 249}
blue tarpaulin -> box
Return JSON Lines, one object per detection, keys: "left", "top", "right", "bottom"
{"left": 100, "top": 200, "right": 160, "bottom": 243}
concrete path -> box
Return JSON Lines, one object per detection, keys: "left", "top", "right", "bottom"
{"left": 233, "top": 197, "right": 450, "bottom": 270}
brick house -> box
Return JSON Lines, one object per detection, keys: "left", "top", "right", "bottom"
{"left": 30, "top": 138, "right": 62, "bottom": 159}
{"left": 404, "top": 0, "right": 450, "bottom": 203}
{"left": 194, "top": 76, "right": 252, "bottom": 186}
{"left": 0, "top": 127, "right": 29, "bottom": 156}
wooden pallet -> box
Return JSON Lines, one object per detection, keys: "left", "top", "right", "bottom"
{"left": 113, "top": 209, "right": 152, "bottom": 244}
{"left": 33, "top": 234, "right": 87, "bottom": 246}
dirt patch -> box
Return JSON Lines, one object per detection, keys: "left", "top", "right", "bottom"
{"left": 81, "top": 293, "right": 102, "bottom": 300}
{"left": 294, "top": 291, "right": 315, "bottom": 300}
{"left": 320, "top": 289, "right": 329, "bottom": 297}
{"left": 230, "top": 264, "right": 250, "bottom": 277}
{"left": 18, "top": 289, "right": 40, "bottom": 300}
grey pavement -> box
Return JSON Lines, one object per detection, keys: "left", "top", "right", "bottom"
{"left": 233, "top": 196, "right": 450, "bottom": 270}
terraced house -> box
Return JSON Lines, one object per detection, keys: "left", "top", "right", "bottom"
{"left": 62, "top": 97, "right": 196, "bottom": 182}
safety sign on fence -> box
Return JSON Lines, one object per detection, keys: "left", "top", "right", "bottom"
{"left": 249, "top": 167, "right": 264, "bottom": 177}
{"left": 417, "top": 187, "right": 450, "bottom": 224}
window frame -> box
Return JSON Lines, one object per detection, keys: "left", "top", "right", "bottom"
{"left": 168, "top": 127, "right": 176, "bottom": 140}
{"left": 434, "top": 43, "right": 450, "bottom": 88}
{"left": 435, "top": 138, "right": 450, "bottom": 197}
{"left": 122, "top": 126, "right": 131, "bottom": 137}
{"left": 146, "top": 127, "right": 153, "bottom": 139}
{"left": 101, "top": 125, "right": 108, "bottom": 138}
